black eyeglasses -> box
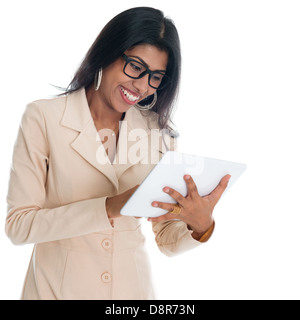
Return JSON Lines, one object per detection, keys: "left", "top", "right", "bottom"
{"left": 122, "top": 54, "right": 170, "bottom": 90}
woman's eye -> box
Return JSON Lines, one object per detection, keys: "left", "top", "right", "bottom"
{"left": 129, "top": 62, "right": 142, "bottom": 73}
{"left": 152, "top": 74, "right": 163, "bottom": 82}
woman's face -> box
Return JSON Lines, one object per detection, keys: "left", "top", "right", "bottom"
{"left": 99, "top": 44, "right": 168, "bottom": 114}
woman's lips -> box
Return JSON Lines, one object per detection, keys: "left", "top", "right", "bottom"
{"left": 119, "top": 86, "right": 140, "bottom": 105}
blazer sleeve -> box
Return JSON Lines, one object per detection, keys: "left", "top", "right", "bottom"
{"left": 152, "top": 220, "right": 202, "bottom": 257}
{"left": 5, "top": 103, "right": 113, "bottom": 245}
{"left": 151, "top": 133, "right": 202, "bottom": 257}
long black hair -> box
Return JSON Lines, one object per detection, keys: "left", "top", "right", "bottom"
{"left": 64, "top": 7, "right": 181, "bottom": 130}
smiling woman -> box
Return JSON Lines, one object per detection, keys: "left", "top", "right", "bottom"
{"left": 5, "top": 6, "right": 229, "bottom": 300}
{"left": 66, "top": 6, "right": 181, "bottom": 130}
{"left": 87, "top": 44, "right": 168, "bottom": 116}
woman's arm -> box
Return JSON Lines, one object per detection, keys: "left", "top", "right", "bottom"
{"left": 5, "top": 103, "right": 113, "bottom": 245}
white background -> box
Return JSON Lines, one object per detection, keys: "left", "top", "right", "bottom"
{"left": 1, "top": 0, "right": 299, "bottom": 300}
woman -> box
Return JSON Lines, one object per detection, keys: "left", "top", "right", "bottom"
{"left": 6, "top": 7, "right": 230, "bottom": 300}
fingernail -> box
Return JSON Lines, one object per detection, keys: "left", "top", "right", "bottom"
{"left": 152, "top": 202, "right": 158, "bottom": 207}
{"left": 163, "top": 187, "right": 170, "bottom": 193}
{"left": 185, "top": 175, "right": 191, "bottom": 180}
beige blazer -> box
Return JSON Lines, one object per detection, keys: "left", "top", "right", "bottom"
{"left": 6, "top": 88, "right": 201, "bottom": 300}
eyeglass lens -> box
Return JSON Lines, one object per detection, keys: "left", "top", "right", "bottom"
{"left": 125, "top": 60, "right": 165, "bottom": 89}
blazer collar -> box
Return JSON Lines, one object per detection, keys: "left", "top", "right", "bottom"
{"left": 61, "top": 87, "right": 151, "bottom": 134}
{"left": 60, "top": 88, "right": 157, "bottom": 190}
{"left": 61, "top": 87, "right": 92, "bottom": 131}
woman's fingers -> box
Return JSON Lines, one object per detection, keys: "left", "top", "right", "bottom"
{"left": 184, "top": 175, "right": 199, "bottom": 198}
{"left": 149, "top": 175, "right": 231, "bottom": 235}
{"left": 151, "top": 200, "right": 176, "bottom": 213}
{"left": 162, "top": 186, "right": 187, "bottom": 206}
{"left": 206, "top": 174, "right": 231, "bottom": 204}
{"left": 150, "top": 199, "right": 182, "bottom": 222}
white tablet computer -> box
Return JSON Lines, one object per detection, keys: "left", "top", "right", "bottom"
{"left": 120, "top": 151, "right": 246, "bottom": 218}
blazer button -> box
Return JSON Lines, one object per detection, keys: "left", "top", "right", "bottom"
{"left": 101, "top": 272, "right": 112, "bottom": 283}
{"left": 102, "top": 239, "right": 112, "bottom": 249}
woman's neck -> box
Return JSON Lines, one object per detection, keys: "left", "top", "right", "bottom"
{"left": 85, "top": 86, "right": 124, "bottom": 130}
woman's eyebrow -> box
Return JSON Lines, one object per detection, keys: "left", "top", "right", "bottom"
{"left": 128, "top": 55, "right": 149, "bottom": 67}
{"left": 128, "top": 55, "right": 167, "bottom": 73}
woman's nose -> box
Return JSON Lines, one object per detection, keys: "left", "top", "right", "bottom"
{"left": 132, "top": 75, "right": 149, "bottom": 95}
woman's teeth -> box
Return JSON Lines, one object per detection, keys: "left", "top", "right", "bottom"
{"left": 121, "top": 87, "right": 139, "bottom": 102}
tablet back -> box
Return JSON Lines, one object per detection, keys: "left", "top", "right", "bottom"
{"left": 120, "top": 151, "right": 246, "bottom": 218}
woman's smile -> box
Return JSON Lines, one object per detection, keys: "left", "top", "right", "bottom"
{"left": 119, "top": 85, "right": 140, "bottom": 105}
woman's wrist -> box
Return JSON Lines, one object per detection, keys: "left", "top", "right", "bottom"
{"left": 191, "top": 230, "right": 206, "bottom": 241}
{"left": 188, "top": 220, "right": 215, "bottom": 242}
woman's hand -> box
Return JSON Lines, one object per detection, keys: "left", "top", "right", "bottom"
{"left": 148, "top": 174, "right": 231, "bottom": 237}
{"left": 106, "top": 185, "right": 139, "bottom": 219}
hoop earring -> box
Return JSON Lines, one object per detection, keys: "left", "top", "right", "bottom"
{"left": 94, "top": 69, "right": 102, "bottom": 91}
{"left": 134, "top": 92, "right": 157, "bottom": 111}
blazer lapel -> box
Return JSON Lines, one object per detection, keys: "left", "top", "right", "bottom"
{"left": 60, "top": 88, "right": 172, "bottom": 188}
{"left": 61, "top": 88, "right": 119, "bottom": 190}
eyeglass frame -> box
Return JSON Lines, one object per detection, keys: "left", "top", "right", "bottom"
{"left": 121, "top": 53, "right": 170, "bottom": 90}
